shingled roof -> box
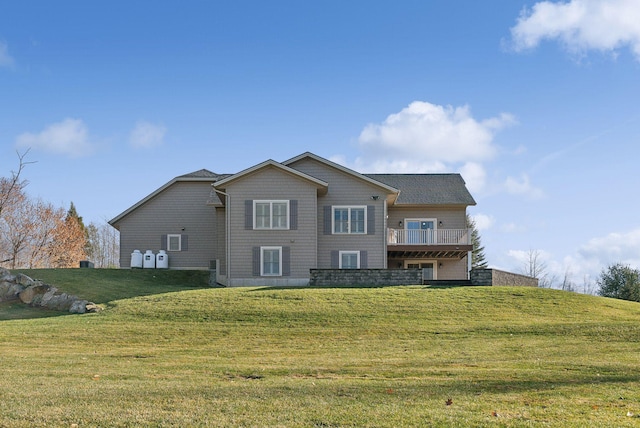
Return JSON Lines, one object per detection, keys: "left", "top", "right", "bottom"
{"left": 177, "top": 169, "right": 223, "bottom": 179}
{"left": 364, "top": 173, "right": 476, "bottom": 206}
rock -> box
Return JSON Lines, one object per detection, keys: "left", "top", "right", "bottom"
{"left": 1, "top": 271, "right": 97, "bottom": 315}
{"left": 85, "top": 303, "right": 102, "bottom": 313}
{"left": 69, "top": 300, "right": 88, "bottom": 314}
{"left": 0, "top": 280, "right": 24, "bottom": 301}
{"left": 0, "top": 267, "right": 14, "bottom": 281}
{"left": 19, "top": 284, "right": 50, "bottom": 304}
{"left": 15, "top": 273, "right": 35, "bottom": 287}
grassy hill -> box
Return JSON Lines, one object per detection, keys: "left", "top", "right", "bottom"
{"left": 1, "top": 269, "right": 639, "bottom": 427}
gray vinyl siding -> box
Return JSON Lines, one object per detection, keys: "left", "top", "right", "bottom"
{"left": 215, "top": 206, "right": 226, "bottom": 272}
{"left": 287, "top": 157, "right": 388, "bottom": 269}
{"left": 222, "top": 166, "right": 318, "bottom": 285}
{"left": 115, "top": 181, "right": 216, "bottom": 269}
{"left": 387, "top": 205, "right": 468, "bottom": 231}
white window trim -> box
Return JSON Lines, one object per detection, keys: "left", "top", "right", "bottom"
{"left": 404, "top": 218, "right": 438, "bottom": 230}
{"left": 260, "top": 246, "right": 282, "bottom": 276}
{"left": 254, "top": 200, "right": 290, "bottom": 230}
{"left": 167, "top": 234, "right": 182, "bottom": 252}
{"left": 339, "top": 250, "right": 360, "bottom": 269}
{"left": 332, "top": 206, "right": 367, "bottom": 235}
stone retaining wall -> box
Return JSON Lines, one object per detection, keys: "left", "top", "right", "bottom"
{"left": 470, "top": 268, "right": 538, "bottom": 287}
{"left": 0, "top": 268, "right": 100, "bottom": 314}
{"left": 310, "top": 269, "right": 422, "bottom": 286}
{"left": 309, "top": 268, "right": 538, "bottom": 287}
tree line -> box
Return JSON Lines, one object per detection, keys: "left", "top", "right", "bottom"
{"left": 0, "top": 151, "right": 118, "bottom": 269}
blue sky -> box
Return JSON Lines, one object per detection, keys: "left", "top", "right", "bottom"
{"left": 1, "top": 1, "right": 639, "bottom": 288}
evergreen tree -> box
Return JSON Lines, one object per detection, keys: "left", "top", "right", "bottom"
{"left": 67, "top": 202, "right": 85, "bottom": 230}
{"left": 597, "top": 263, "right": 640, "bottom": 302}
{"left": 467, "top": 214, "right": 488, "bottom": 269}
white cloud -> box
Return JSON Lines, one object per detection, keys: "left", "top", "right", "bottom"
{"left": 0, "top": 41, "right": 15, "bottom": 68}
{"left": 358, "top": 101, "right": 513, "bottom": 164}
{"left": 15, "top": 118, "right": 95, "bottom": 157}
{"left": 350, "top": 101, "right": 515, "bottom": 194}
{"left": 129, "top": 121, "right": 166, "bottom": 149}
{"left": 470, "top": 213, "right": 495, "bottom": 231}
{"left": 459, "top": 162, "right": 486, "bottom": 194}
{"left": 501, "top": 222, "right": 526, "bottom": 234}
{"left": 504, "top": 174, "right": 545, "bottom": 199}
{"left": 510, "top": 0, "right": 640, "bottom": 60}
{"left": 578, "top": 228, "right": 640, "bottom": 268}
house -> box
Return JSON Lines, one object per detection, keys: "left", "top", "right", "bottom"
{"left": 109, "top": 152, "right": 476, "bottom": 286}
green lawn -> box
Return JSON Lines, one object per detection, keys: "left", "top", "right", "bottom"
{"left": 1, "top": 269, "right": 639, "bottom": 427}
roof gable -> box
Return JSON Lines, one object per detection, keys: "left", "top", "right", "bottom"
{"left": 213, "top": 159, "right": 329, "bottom": 193}
{"left": 283, "top": 152, "right": 400, "bottom": 195}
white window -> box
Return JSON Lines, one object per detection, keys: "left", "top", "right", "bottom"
{"left": 261, "top": 246, "right": 282, "bottom": 276}
{"left": 333, "top": 206, "right": 366, "bottom": 234}
{"left": 254, "top": 200, "right": 289, "bottom": 230}
{"left": 339, "top": 251, "right": 360, "bottom": 269}
{"left": 167, "top": 234, "right": 182, "bottom": 251}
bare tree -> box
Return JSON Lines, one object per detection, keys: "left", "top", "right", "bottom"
{"left": 86, "top": 221, "right": 120, "bottom": 268}
{"left": 520, "top": 249, "right": 555, "bottom": 288}
{"left": 560, "top": 267, "right": 576, "bottom": 292}
{"left": 0, "top": 150, "right": 35, "bottom": 218}
{"left": 582, "top": 275, "right": 596, "bottom": 295}
{"left": 0, "top": 187, "right": 33, "bottom": 268}
{"left": 0, "top": 150, "right": 35, "bottom": 266}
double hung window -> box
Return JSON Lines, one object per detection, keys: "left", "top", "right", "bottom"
{"left": 333, "top": 206, "right": 366, "bottom": 234}
{"left": 261, "top": 247, "right": 282, "bottom": 276}
{"left": 255, "top": 200, "right": 289, "bottom": 229}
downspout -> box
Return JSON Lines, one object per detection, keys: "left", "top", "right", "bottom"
{"left": 213, "top": 187, "right": 231, "bottom": 285}
{"left": 383, "top": 199, "right": 388, "bottom": 269}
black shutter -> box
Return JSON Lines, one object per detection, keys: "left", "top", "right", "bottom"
{"left": 245, "top": 200, "right": 253, "bottom": 230}
{"left": 160, "top": 235, "right": 167, "bottom": 251}
{"left": 324, "top": 206, "right": 332, "bottom": 235}
{"left": 282, "top": 246, "right": 291, "bottom": 276}
{"left": 331, "top": 250, "right": 339, "bottom": 268}
{"left": 360, "top": 251, "right": 368, "bottom": 269}
{"left": 181, "top": 234, "right": 188, "bottom": 251}
{"left": 289, "top": 200, "right": 298, "bottom": 230}
{"left": 252, "top": 247, "right": 260, "bottom": 276}
{"left": 367, "top": 205, "right": 375, "bottom": 235}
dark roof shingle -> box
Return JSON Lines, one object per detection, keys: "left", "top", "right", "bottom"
{"left": 365, "top": 173, "right": 476, "bottom": 205}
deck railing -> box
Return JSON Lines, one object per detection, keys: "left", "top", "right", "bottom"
{"left": 387, "top": 228, "right": 470, "bottom": 245}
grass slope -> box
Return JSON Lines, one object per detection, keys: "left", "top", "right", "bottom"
{"left": 1, "top": 270, "right": 640, "bottom": 427}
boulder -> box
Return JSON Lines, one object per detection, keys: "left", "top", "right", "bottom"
{"left": 69, "top": 300, "right": 88, "bottom": 314}
{"left": 0, "top": 280, "right": 24, "bottom": 301}
{"left": 85, "top": 303, "right": 102, "bottom": 313}
{"left": 15, "top": 273, "right": 35, "bottom": 287}
{"left": 1, "top": 271, "right": 100, "bottom": 314}
{"left": 19, "top": 284, "right": 50, "bottom": 304}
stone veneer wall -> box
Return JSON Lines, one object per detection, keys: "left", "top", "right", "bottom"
{"left": 310, "top": 269, "right": 422, "bottom": 286}
{"left": 309, "top": 268, "right": 538, "bottom": 287}
{"left": 470, "top": 268, "right": 538, "bottom": 287}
